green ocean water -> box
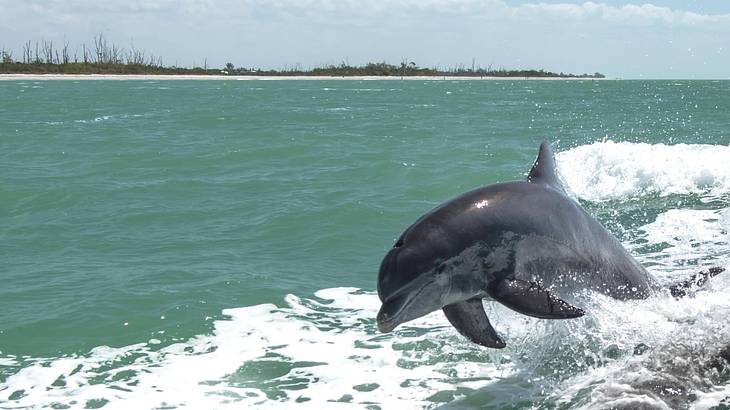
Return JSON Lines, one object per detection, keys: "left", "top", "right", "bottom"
{"left": 1, "top": 79, "right": 730, "bottom": 409}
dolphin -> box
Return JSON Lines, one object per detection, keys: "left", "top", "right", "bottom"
{"left": 376, "top": 142, "right": 719, "bottom": 348}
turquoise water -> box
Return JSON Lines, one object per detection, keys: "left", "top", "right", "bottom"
{"left": 1, "top": 79, "right": 730, "bottom": 409}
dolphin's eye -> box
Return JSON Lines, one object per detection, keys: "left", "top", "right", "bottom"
{"left": 394, "top": 237, "right": 405, "bottom": 248}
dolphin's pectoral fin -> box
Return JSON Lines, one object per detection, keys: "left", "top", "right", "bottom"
{"left": 442, "top": 298, "right": 506, "bottom": 349}
{"left": 669, "top": 267, "right": 725, "bottom": 298}
{"left": 487, "top": 278, "right": 584, "bottom": 319}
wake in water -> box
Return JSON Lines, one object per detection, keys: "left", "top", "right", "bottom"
{"left": 1, "top": 141, "right": 729, "bottom": 409}
{"left": 557, "top": 141, "right": 730, "bottom": 202}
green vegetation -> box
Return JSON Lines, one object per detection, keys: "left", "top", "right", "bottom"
{"left": 310, "top": 61, "right": 604, "bottom": 78}
{"left": 1, "top": 34, "right": 220, "bottom": 75}
{"left": 1, "top": 37, "right": 605, "bottom": 78}
{"left": 228, "top": 61, "right": 604, "bottom": 78}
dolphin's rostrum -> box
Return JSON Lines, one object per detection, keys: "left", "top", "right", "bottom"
{"left": 376, "top": 142, "right": 662, "bottom": 348}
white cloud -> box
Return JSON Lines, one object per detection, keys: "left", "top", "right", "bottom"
{"left": 5, "top": 1, "right": 730, "bottom": 26}
{"left": 516, "top": 2, "right": 730, "bottom": 26}
{"left": 225, "top": 0, "right": 730, "bottom": 26}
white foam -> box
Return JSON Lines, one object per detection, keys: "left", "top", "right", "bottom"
{"left": 549, "top": 282, "right": 730, "bottom": 409}
{"left": 0, "top": 290, "right": 518, "bottom": 409}
{"left": 635, "top": 208, "right": 730, "bottom": 275}
{"left": 324, "top": 107, "right": 351, "bottom": 111}
{"left": 72, "top": 113, "right": 146, "bottom": 124}
{"left": 557, "top": 141, "right": 730, "bottom": 201}
{"left": 4, "top": 267, "right": 729, "bottom": 409}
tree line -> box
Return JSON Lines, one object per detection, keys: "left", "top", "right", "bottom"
{"left": 1, "top": 36, "right": 605, "bottom": 78}
{"left": 0, "top": 34, "right": 220, "bottom": 75}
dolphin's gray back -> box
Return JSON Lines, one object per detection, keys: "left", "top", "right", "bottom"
{"left": 394, "top": 181, "right": 657, "bottom": 300}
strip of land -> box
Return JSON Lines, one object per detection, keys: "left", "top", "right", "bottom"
{"left": 0, "top": 74, "right": 606, "bottom": 81}
{"left": 1, "top": 36, "right": 605, "bottom": 80}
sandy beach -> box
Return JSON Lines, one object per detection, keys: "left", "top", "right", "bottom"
{"left": 0, "top": 73, "right": 604, "bottom": 81}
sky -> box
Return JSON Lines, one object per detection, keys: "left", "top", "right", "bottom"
{"left": 1, "top": 0, "right": 729, "bottom": 78}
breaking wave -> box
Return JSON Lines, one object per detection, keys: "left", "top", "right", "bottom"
{"left": 557, "top": 141, "right": 730, "bottom": 202}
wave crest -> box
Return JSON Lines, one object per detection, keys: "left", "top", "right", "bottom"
{"left": 557, "top": 141, "right": 730, "bottom": 201}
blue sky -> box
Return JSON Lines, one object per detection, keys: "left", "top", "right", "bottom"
{"left": 1, "top": 1, "right": 729, "bottom": 78}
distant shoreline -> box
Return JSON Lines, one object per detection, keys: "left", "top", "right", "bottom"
{"left": 0, "top": 74, "right": 608, "bottom": 81}
{"left": 1, "top": 36, "right": 606, "bottom": 80}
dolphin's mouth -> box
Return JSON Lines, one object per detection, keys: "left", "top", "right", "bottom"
{"left": 376, "top": 317, "right": 398, "bottom": 333}
{"left": 376, "top": 279, "right": 435, "bottom": 333}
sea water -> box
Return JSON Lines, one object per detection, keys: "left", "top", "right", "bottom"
{"left": 1, "top": 79, "right": 729, "bottom": 409}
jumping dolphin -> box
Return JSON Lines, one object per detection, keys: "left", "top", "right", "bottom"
{"left": 376, "top": 142, "right": 721, "bottom": 348}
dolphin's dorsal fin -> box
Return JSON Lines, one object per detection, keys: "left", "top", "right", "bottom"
{"left": 527, "top": 141, "right": 563, "bottom": 190}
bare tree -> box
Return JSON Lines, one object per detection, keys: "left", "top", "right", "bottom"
{"left": 110, "top": 43, "right": 122, "bottom": 64}
{"left": 42, "top": 39, "right": 54, "bottom": 63}
{"left": 94, "top": 32, "right": 106, "bottom": 63}
{"left": 22, "top": 41, "right": 31, "bottom": 63}
{"left": 62, "top": 41, "right": 70, "bottom": 64}
{"left": 127, "top": 40, "right": 145, "bottom": 65}
{"left": 1, "top": 49, "right": 13, "bottom": 64}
